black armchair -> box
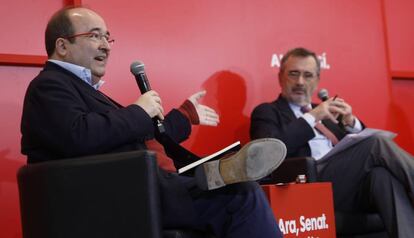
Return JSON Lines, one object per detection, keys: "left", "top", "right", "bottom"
{"left": 269, "top": 156, "right": 388, "bottom": 238}
{"left": 17, "top": 150, "right": 213, "bottom": 238}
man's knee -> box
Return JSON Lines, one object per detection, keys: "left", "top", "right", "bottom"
{"left": 365, "top": 134, "right": 395, "bottom": 147}
{"left": 363, "top": 134, "right": 386, "bottom": 145}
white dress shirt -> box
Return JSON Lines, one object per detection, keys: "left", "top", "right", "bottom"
{"left": 48, "top": 59, "right": 105, "bottom": 90}
{"left": 289, "top": 103, "right": 363, "bottom": 160}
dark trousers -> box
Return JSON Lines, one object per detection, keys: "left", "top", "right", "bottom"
{"left": 317, "top": 135, "right": 414, "bottom": 237}
{"left": 162, "top": 175, "right": 282, "bottom": 238}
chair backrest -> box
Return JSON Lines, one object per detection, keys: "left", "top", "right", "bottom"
{"left": 17, "top": 150, "right": 162, "bottom": 238}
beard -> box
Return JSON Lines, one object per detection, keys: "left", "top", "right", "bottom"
{"left": 284, "top": 87, "right": 311, "bottom": 106}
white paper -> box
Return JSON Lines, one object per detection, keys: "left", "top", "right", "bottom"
{"left": 178, "top": 141, "right": 241, "bottom": 174}
{"left": 318, "top": 128, "right": 397, "bottom": 162}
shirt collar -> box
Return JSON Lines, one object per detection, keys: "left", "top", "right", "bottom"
{"left": 48, "top": 59, "right": 105, "bottom": 90}
{"left": 288, "top": 102, "right": 312, "bottom": 118}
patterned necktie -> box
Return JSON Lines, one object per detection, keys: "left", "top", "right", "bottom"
{"left": 301, "top": 106, "right": 339, "bottom": 145}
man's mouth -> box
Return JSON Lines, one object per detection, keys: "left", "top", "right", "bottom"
{"left": 94, "top": 55, "right": 107, "bottom": 62}
{"left": 292, "top": 88, "right": 305, "bottom": 94}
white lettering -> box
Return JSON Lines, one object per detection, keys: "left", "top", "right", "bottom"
{"left": 278, "top": 218, "right": 297, "bottom": 235}
{"left": 300, "top": 213, "right": 328, "bottom": 232}
{"left": 280, "top": 213, "right": 330, "bottom": 236}
{"left": 270, "top": 52, "right": 331, "bottom": 70}
{"left": 278, "top": 219, "right": 286, "bottom": 234}
{"left": 270, "top": 54, "right": 283, "bottom": 68}
{"left": 318, "top": 52, "right": 331, "bottom": 69}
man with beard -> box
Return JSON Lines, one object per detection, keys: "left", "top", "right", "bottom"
{"left": 250, "top": 47, "right": 414, "bottom": 237}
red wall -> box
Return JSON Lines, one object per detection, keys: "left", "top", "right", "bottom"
{"left": 1, "top": 0, "right": 413, "bottom": 237}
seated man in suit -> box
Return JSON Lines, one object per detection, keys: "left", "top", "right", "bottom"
{"left": 250, "top": 47, "right": 414, "bottom": 237}
{"left": 20, "top": 6, "right": 287, "bottom": 238}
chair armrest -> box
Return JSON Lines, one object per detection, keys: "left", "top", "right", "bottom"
{"left": 270, "top": 157, "right": 317, "bottom": 183}
{"left": 17, "top": 150, "right": 162, "bottom": 238}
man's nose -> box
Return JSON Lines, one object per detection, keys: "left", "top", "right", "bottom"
{"left": 100, "top": 39, "right": 111, "bottom": 51}
{"left": 296, "top": 75, "right": 306, "bottom": 84}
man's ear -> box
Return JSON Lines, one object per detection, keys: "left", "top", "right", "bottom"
{"left": 54, "top": 38, "right": 68, "bottom": 57}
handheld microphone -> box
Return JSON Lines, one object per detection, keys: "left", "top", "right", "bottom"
{"left": 130, "top": 61, "right": 151, "bottom": 93}
{"left": 317, "top": 88, "right": 344, "bottom": 129}
{"left": 130, "top": 61, "right": 165, "bottom": 133}
{"left": 317, "top": 88, "right": 329, "bottom": 101}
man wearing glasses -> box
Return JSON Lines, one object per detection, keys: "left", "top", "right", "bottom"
{"left": 250, "top": 47, "right": 414, "bottom": 237}
{"left": 20, "top": 6, "right": 286, "bottom": 238}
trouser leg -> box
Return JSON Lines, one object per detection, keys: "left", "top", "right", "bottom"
{"left": 317, "top": 134, "right": 414, "bottom": 211}
{"left": 192, "top": 181, "right": 282, "bottom": 238}
{"left": 360, "top": 167, "right": 414, "bottom": 238}
{"left": 161, "top": 174, "right": 281, "bottom": 238}
{"left": 369, "top": 135, "right": 414, "bottom": 195}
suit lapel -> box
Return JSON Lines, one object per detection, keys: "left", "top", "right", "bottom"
{"left": 74, "top": 80, "right": 124, "bottom": 109}
{"left": 45, "top": 62, "right": 122, "bottom": 109}
{"left": 96, "top": 91, "right": 124, "bottom": 108}
{"left": 62, "top": 73, "right": 117, "bottom": 108}
{"left": 273, "top": 95, "right": 297, "bottom": 121}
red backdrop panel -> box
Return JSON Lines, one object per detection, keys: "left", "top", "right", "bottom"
{"left": 0, "top": 1, "right": 62, "bottom": 55}
{"left": 384, "top": 0, "right": 414, "bottom": 72}
{"left": 85, "top": 0, "right": 393, "bottom": 154}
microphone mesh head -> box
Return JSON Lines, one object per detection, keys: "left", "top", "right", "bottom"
{"left": 130, "top": 61, "right": 145, "bottom": 75}
{"left": 318, "top": 88, "right": 329, "bottom": 101}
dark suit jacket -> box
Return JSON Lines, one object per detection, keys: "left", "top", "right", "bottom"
{"left": 21, "top": 62, "right": 197, "bottom": 225}
{"left": 250, "top": 94, "right": 353, "bottom": 158}
{"left": 21, "top": 61, "right": 191, "bottom": 163}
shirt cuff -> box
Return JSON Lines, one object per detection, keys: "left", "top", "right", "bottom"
{"left": 177, "top": 99, "right": 199, "bottom": 125}
{"left": 345, "top": 117, "right": 363, "bottom": 133}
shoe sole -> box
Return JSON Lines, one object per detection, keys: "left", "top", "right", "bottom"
{"left": 200, "top": 138, "right": 287, "bottom": 190}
